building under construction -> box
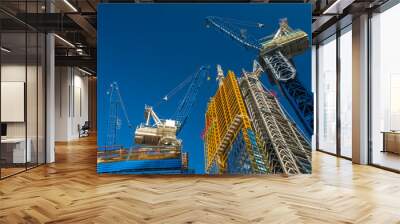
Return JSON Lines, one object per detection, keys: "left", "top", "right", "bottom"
{"left": 203, "top": 66, "right": 311, "bottom": 175}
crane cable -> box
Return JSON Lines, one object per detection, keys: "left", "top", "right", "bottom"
{"left": 172, "top": 66, "right": 209, "bottom": 132}
{"left": 208, "top": 16, "right": 265, "bottom": 28}
{"left": 155, "top": 74, "right": 194, "bottom": 108}
{"left": 153, "top": 66, "right": 210, "bottom": 134}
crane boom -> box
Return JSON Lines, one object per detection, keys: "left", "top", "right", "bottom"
{"left": 205, "top": 16, "right": 263, "bottom": 50}
{"left": 174, "top": 66, "right": 210, "bottom": 133}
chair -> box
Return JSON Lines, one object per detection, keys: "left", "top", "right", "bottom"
{"left": 79, "top": 121, "right": 90, "bottom": 138}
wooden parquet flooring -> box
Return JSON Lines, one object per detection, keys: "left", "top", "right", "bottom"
{"left": 1, "top": 135, "right": 400, "bottom": 224}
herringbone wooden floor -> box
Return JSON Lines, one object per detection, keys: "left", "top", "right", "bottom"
{"left": 1, "top": 135, "right": 400, "bottom": 224}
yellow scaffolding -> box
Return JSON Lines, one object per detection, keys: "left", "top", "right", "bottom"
{"left": 204, "top": 98, "right": 220, "bottom": 172}
{"left": 204, "top": 71, "right": 265, "bottom": 173}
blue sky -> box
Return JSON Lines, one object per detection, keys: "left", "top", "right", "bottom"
{"left": 97, "top": 3, "right": 311, "bottom": 174}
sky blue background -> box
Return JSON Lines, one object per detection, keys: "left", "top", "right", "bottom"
{"left": 98, "top": 3, "right": 312, "bottom": 174}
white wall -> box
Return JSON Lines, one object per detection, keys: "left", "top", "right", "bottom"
{"left": 1, "top": 65, "right": 26, "bottom": 139}
{"left": 55, "top": 67, "right": 89, "bottom": 141}
{"left": 1, "top": 65, "right": 40, "bottom": 137}
{"left": 75, "top": 72, "right": 89, "bottom": 136}
{"left": 55, "top": 67, "right": 69, "bottom": 141}
{"left": 1, "top": 63, "right": 46, "bottom": 163}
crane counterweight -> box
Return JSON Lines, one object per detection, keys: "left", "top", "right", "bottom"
{"left": 134, "top": 105, "right": 181, "bottom": 147}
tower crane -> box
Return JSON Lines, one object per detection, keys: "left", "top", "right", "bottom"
{"left": 205, "top": 16, "right": 313, "bottom": 139}
{"left": 134, "top": 66, "right": 210, "bottom": 147}
{"left": 106, "top": 82, "right": 133, "bottom": 147}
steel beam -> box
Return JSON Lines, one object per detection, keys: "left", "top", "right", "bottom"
{"left": 55, "top": 55, "right": 96, "bottom": 72}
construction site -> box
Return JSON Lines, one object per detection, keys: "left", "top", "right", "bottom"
{"left": 97, "top": 66, "right": 210, "bottom": 174}
{"left": 97, "top": 17, "right": 312, "bottom": 175}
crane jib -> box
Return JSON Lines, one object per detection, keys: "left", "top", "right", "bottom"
{"left": 206, "top": 17, "right": 261, "bottom": 51}
{"left": 173, "top": 66, "right": 209, "bottom": 134}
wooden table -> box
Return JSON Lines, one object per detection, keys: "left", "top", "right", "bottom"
{"left": 382, "top": 131, "right": 400, "bottom": 154}
{"left": 1, "top": 138, "right": 31, "bottom": 164}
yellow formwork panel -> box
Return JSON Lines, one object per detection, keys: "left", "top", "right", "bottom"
{"left": 215, "top": 88, "right": 227, "bottom": 138}
{"left": 204, "top": 100, "right": 212, "bottom": 169}
{"left": 204, "top": 71, "right": 263, "bottom": 173}
{"left": 204, "top": 98, "right": 220, "bottom": 172}
{"left": 205, "top": 98, "right": 224, "bottom": 172}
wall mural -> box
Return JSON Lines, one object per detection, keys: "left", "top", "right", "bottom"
{"left": 97, "top": 4, "right": 312, "bottom": 175}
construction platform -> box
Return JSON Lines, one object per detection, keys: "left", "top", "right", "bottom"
{"left": 97, "top": 145, "right": 191, "bottom": 174}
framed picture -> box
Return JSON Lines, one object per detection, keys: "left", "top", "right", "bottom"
{"left": 97, "top": 3, "right": 312, "bottom": 175}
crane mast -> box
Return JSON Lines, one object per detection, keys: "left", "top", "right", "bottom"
{"left": 106, "top": 82, "right": 133, "bottom": 147}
